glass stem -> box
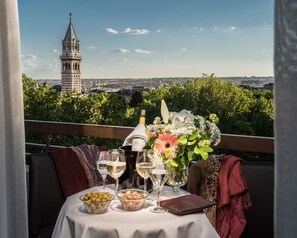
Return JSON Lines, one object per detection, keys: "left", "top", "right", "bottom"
{"left": 103, "top": 179, "right": 106, "bottom": 191}
{"left": 156, "top": 187, "right": 161, "bottom": 208}
{"left": 115, "top": 179, "right": 119, "bottom": 194}
{"left": 144, "top": 178, "right": 147, "bottom": 191}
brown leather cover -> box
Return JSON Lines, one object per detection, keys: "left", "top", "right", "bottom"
{"left": 160, "top": 194, "right": 216, "bottom": 215}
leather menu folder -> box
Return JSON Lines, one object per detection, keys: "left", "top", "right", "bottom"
{"left": 160, "top": 194, "right": 216, "bottom": 215}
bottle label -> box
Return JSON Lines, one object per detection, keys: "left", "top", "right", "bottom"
{"left": 132, "top": 138, "right": 146, "bottom": 151}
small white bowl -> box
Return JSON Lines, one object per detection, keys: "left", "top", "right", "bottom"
{"left": 116, "top": 189, "right": 149, "bottom": 211}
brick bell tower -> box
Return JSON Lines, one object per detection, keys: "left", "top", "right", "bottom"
{"left": 60, "top": 13, "right": 82, "bottom": 93}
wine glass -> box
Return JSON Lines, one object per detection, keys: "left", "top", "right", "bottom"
{"left": 96, "top": 151, "right": 109, "bottom": 191}
{"left": 136, "top": 150, "right": 155, "bottom": 191}
{"left": 107, "top": 149, "right": 126, "bottom": 195}
{"left": 149, "top": 161, "right": 169, "bottom": 213}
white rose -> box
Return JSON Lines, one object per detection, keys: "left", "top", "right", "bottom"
{"left": 171, "top": 110, "right": 195, "bottom": 127}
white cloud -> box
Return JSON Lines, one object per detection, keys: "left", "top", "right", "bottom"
{"left": 156, "top": 29, "right": 161, "bottom": 33}
{"left": 109, "top": 58, "right": 128, "bottom": 62}
{"left": 21, "top": 54, "right": 38, "bottom": 68}
{"left": 133, "top": 49, "right": 151, "bottom": 54}
{"left": 52, "top": 49, "right": 60, "bottom": 53}
{"left": 229, "top": 26, "right": 238, "bottom": 30}
{"left": 213, "top": 26, "right": 218, "bottom": 31}
{"left": 86, "top": 46, "right": 96, "bottom": 50}
{"left": 181, "top": 48, "right": 187, "bottom": 51}
{"left": 188, "top": 26, "right": 204, "bottom": 31}
{"left": 122, "top": 27, "right": 150, "bottom": 35}
{"left": 22, "top": 54, "right": 37, "bottom": 60}
{"left": 105, "top": 27, "right": 119, "bottom": 34}
{"left": 116, "top": 48, "right": 130, "bottom": 54}
{"left": 116, "top": 48, "right": 151, "bottom": 54}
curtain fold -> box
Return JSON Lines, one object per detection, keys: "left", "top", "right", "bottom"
{"left": 0, "top": 0, "right": 28, "bottom": 237}
{"left": 275, "top": 0, "right": 297, "bottom": 237}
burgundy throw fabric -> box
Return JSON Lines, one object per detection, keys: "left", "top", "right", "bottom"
{"left": 50, "top": 145, "right": 114, "bottom": 197}
{"left": 216, "top": 155, "right": 252, "bottom": 238}
{"left": 71, "top": 144, "right": 101, "bottom": 188}
{"left": 50, "top": 148, "right": 89, "bottom": 197}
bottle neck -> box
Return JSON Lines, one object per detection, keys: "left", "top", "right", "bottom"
{"left": 139, "top": 109, "right": 146, "bottom": 125}
{"left": 139, "top": 116, "right": 145, "bottom": 125}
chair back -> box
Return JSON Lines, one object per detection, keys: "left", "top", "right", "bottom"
{"left": 28, "top": 153, "right": 65, "bottom": 238}
{"left": 241, "top": 160, "right": 274, "bottom": 238}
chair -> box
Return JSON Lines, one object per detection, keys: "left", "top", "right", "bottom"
{"left": 241, "top": 160, "right": 274, "bottom": 238}
{"left": 28, "top": 153, "right": 65, "bottom": 238}
{"left": 188, "top": 156, "right": 274, "bottom": 238}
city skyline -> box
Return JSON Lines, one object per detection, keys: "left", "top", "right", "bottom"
{"left": 18, "top": 0, "right": 274, "bottom": 79}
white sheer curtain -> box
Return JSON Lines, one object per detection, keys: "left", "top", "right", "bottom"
{"left": 0, "top": 0, "right": 28, "bottom": 237}
{"left": 275, "top": 0, "right": 297, "bottom": 237}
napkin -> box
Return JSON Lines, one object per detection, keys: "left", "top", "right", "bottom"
{"left": 160, "top": 194, "right": 216, "bottom": 215}
{"left": 123, "top": 124, "right": 148, "bottom": 147}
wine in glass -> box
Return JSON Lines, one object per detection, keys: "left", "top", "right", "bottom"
{"left": 136, "top": 150, "right": 155, "bottom": 191}
{"left": 96, "top": 151, "right": 109, "bottom": 191}
{"left": 149, "top": 161, "right": 169, "bottom": 213}
{"left": 107, "top": 149, "right": 126, "bottom": 195}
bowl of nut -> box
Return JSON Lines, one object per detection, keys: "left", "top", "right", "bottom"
{"left": 80, "top": 191, "right": 114, "bottom": 214}
{"left": 116, "top": 189, "right": 149, "bottom": 211}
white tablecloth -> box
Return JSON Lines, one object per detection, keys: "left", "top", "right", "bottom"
{"left": 52, "top": 185, "right": 219, "bottom": 238}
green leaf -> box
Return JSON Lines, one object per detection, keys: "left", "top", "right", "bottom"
{"left": 178, "top": 135, "right": 187, "bottom": 145}
{"left": 167, "top": 159, "right": 178, "bottom": 168}
{"left": 201, "top": 146, "right": 213, "bottom": 153}
{"left": 187, "top": 139, "right": 196, "bottom": 146}
{"left": 188, "top": 129, "right": 198, "bottom": 140}
{"left": 201, "top": 151, "right": 209, "bottom": 160}
{"left": 149, "top": 137, "right": 156, "bottom": 146}
{"left": 187, "top": 151, "right": 194, "bottom": 161}
{"left": 194, "top": 146, "right": 200, "bottom": 154}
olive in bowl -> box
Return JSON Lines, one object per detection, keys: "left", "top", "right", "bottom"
{"left": 80, "top": 191, "right": 114, "bottom": 214}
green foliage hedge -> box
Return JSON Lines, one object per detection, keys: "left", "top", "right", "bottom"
{"left": 23, "top": 74, "right": 274, "bottom": 158}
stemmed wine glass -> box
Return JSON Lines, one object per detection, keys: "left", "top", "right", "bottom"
{"left": 96, "top": 151, "right": 109, "bottom": 191}
{"left": 107, "top": 149, "right": 126, "bottom": 195}
{"left": 136, "top": 150, "right": 155, "bottom": 192}
{"left": 149, "top": 160, "right": 169, "bottom": 213}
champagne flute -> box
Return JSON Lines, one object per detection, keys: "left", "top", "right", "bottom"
{"left": 136, "top": 150, "right": 155, "bottom": 191}
{"left": 149, "top": 161, "right": 169, "bottom": 213}
{"left": 107, "top": 149, "right": 126, "bottom": 195}
{"left": 96, "top": 151, "right": 109, "bottom": 191}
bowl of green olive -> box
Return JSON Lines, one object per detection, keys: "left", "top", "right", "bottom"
{"left": 80, "top": 191, "right": 114, "bottom": 214}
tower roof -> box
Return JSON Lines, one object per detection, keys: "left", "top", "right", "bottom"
{"left": 63, "top": 13, "right": 78, "bottom": 42}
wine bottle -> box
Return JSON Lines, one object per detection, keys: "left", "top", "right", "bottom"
{"left": 131, "top": 110, "right": 147, "bottom": 151}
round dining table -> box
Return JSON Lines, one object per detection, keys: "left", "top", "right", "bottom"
{"left": 52, "top": 184, "right": 220, "bottom": 238}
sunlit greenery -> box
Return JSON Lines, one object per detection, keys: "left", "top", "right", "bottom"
{"left": 23, "top": 74, "right": 274, "bottom": 158}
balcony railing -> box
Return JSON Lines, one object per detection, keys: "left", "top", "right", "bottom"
{"left": 24, "top": 119, "right": 274, "bottom": 154}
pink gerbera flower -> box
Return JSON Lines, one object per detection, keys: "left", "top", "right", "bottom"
{"left": 154, "top": 133, "right": 178, "bottom": 155}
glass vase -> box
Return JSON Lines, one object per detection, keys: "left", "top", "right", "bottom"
{"left": 166, "top": 167, "right": 188, "bottom": 192}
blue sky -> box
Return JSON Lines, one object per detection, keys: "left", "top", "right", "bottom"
{"left": 18, "top": 0, "right": 274, "bottom": 79}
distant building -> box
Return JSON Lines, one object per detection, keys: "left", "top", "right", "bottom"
{"left": 60, "top": 13, "right": 82, "bottom": 93}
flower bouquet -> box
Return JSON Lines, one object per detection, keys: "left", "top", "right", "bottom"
{"left": 146, "top": 100, "right": 221, "bottom": 191}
